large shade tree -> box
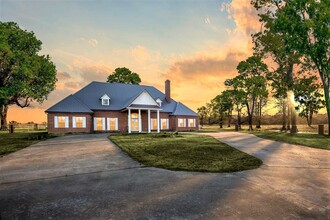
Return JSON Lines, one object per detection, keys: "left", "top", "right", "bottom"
{"left": 107, "top": 67, "right": 141, "bottom": 84}
{"left": 0, "top": 22, "right": 57, "bottom": 130}
{"left": 253, "top": 0, "right": 330, "bottom": 135}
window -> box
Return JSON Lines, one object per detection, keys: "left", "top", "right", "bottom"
{"left": 178, "top": 118, "right": 186, "bottom": 127}
{"left": 102, "top": 99, "right": 109, "bottom": 106}
{"left": 188, "top": 119, "right": 196, "bottom": 127}
{"left": 107, "top": 118, "right": 118, "bottom": 130}
{"left": 101, "top": 94, "right": 110, "bottom": 106}
{"left": 94, "top": 117, "right": 105, "bottom": 131}
{"left": 54, "top": 116, "right": 69, "bottom": 128}
{"left": 161, "top": 118, "right": 169, "bottom": 130}
{"left": 151, "top": 118, "right": 158, "bottom": 130}
{"left": 73, "top": 116, "right": 86, "bottom": 128}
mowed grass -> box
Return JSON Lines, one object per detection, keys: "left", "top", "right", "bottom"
{"left": 253, "top": 132, "right": 330, "bottom": 150}
{"left": 0, "top": 132, "right": 57, "bottom": 157}
{"left": 109, "top": 133, "right": 262, "bottom": 172}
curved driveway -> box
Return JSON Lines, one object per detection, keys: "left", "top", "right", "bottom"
{"left": 0, "top": 132, "right": 329, "bottom": 219}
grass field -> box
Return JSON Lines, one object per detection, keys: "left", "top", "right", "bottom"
{"left": 252, "top": 132, "right": 330, "bottom": 150}
{"left": 0, "top": 131, "right": 57, "bottom": 157}
{"left": 109, "top": 133, "right": 262, "bottom": 172}
{"left": 199, "top": 124, "right": 329, "bottom": 134}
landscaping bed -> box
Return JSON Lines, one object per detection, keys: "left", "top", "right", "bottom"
{"left": 109, "top": 133, "right": 262, "bottom": 172}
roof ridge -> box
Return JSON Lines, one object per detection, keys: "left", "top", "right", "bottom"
{"left": 71, "top": 95, "right": 92, "bottom": 111}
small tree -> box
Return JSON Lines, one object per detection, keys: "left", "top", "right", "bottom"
{"left": 197, "top": 106, "right": 207, "bottom": 127}
{"left": 294, "top": 76, "right": 325, "bottom": 127}
{"left": 107, "top": 67, "right": 141, "bottom": 84}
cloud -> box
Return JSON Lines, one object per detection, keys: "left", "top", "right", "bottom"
{"left": 79, "top": 65, "right": 113, "bottom": 84}
{"left": 88, "top": 38, "right": 99, "bottom": 47}
{"left": 79, "top": 37, "right": 99, "bottom": 47}
{"left": 220, "top": 0, "right": 260, "bottom": 36}
{"left": 57, "top": 71, "right": 71, "bottom": 81}
{"left": 204, "top": 17, "right": 211, "bottom": 25}
{"left": 131, "top": 45, "right": 150, "bottom": 62}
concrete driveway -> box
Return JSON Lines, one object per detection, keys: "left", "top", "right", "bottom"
{"left": 0, "top": 132, "right": 329, "bottom": 219}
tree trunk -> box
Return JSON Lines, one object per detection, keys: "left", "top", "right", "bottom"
{"left": 247, "top": 103, "right": 253, "bottom": 131}
{"left": 237, "top": 108, "right": 242, "bottom": 130}
{"left": 227, "top": 110, "right": 232, "bottom": 127}
{"left": 0, "top": 105, "right": 8, "bottom": 130}
{"left": 281, "top": 100, "right": 287, "bottom": 131}
{"left": 287, "top": 100, "right": 291, "bottom": 131}
{"left": 321, "top": 84, "right": 330, "bottom": 136}
{"left": 219, "top": 116, "right": 223, "bottom": 128}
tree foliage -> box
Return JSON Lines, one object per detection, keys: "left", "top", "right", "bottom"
{"left": 107, "top": 67, "right": 141, "bottom": 84}
{"left": 0, "top": 22, "right": 57, "bottom": 129}
{"left": 294, "top": 75, "right": 325, "bottom": 127}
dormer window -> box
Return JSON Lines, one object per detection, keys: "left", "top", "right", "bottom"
{"left": 156, "top": 98, "right": 162, "bottom": 107}
{"left": 102, "top": 99, "right": 109, "bottom": 106}
{"left": 100, "top": 94, "right": 110, "bottom": 106}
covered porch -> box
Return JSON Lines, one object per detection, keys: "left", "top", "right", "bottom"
{"left": 126, "top": 105, "right": 162, "bottom": 133}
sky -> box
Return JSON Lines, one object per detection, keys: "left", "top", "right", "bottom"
{"left": 1, "top": 0, "right": 263, "bottom": 123}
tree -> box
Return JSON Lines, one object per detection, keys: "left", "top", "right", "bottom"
{"left": 211, "top": 93, "right": 233, "bottom": 128}
{"left": 107, "top": 67, "right": 141, "bottom": 84}
{"left": 274, "top": 0, "right": 330, "bottom": 135}
{"left": 252, "top": 0, "right": 301, "bottom": 133}
{"left": 294, "top": 76, "right": 325, "bottom": 127}
{"left": 197, "top": 106, "right": 207, "bottom": 127}
{"left": 253, "top": 0, "right": 329, "bottom": 135}
{"left": 236, "top": 56, "right": 268, "bottom": 131}
{"left": 224, "top": 80, "right": 247, "bottom": 130}
{"left": 0, "top": 22, "right": 57, "bottom": 130}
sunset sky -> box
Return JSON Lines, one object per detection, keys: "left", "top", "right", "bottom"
{"left": 1, "top": 0, "right": 263, "bottom": 123}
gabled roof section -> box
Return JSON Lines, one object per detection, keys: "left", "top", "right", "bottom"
{"left": 100, "top": 94, "right": 110, "bottom": 100}
{"left": 45, "top": 95, "right": 93, "bottom": 113}
{"left": 172, "top": 102, "right": 198, "bottom": 116}
{"left": 129, "top": 90, "right": 159, "bottom": 107}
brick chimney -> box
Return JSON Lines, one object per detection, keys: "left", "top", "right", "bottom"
{"left": 165, "top": 80, "right": 171, "bottom": 103}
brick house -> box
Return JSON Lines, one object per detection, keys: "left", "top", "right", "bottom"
{"left": 46, "top": 80, "right": 199, "bottom": 133}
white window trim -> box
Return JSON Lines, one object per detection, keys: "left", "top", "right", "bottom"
{"left": 54, "top": 116, "right": 58, "bottom": 128}
{"left": 54, "top": 116, "right": 69, "bottom": 128}
{"left": 102, "top": 98, "right": 110, "bottom": 106}
{"left": 107, "top": 117, "right": 118, "bottom": 131}
{"left": 178, "top": 118, "right": 186, "bottom": 128}
{"left": 188, "top": 118, "right": 196, "bottom": 128}
{"left": 94, "top": 117, "right": 106, "bottom": 131}
{"left": 161, "top": 118, "right": 169, "bottom": 130}
{"left": 151, "top": 118, "right": 158, "bottom": 130}
{"left": 73, "top": 116, "right": 86, "bottom": 128}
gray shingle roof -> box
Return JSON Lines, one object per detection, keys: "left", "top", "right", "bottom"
{"left": 45, "top": 95, "right": 93, "bottom": 113}
{"left": 46, "top": 81, "right": 197, "bottom": 116}
{"left": 172, "top": 102, "right": 198, "bottom": 116}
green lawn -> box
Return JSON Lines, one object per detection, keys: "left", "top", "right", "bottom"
{"left": 0, "top": 131, "right": 57, "bottom": 157}
{"left": 252, "top": 132, "right": 330, "bottom": 150}
{"left": 109, "top": 133, "right": 262, "bottom": 172}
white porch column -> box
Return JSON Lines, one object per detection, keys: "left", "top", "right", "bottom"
{"left": 157, "top": 110, "right": 160, "bottom": 133}
{"left": 138, "top": 109, "right": 142, "bottom": 133}
{"left": 148, "top": 109, "right": 151, "bottom": 133}
{"left": 128, "top": 108, "right": 131, "bottom": 133}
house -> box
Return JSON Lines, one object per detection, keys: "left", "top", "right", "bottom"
{"left": 45, "top": 80, "right": 199, "bottom": 133}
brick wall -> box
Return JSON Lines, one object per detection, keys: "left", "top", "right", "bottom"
{"left": 47, "top": 113, "right": 92, "bottom": 133}
{"left": 48, "top": 111, "right": 199, "bottom": 133}
{"left": 170, "top": 115, "right": 199, "bottom": 131}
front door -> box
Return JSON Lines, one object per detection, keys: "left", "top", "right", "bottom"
{"left": 131, "top": 113, "right": 139, "bottom": 132}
